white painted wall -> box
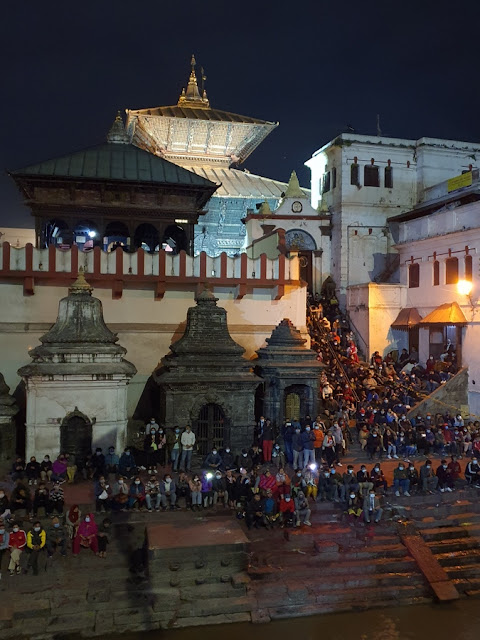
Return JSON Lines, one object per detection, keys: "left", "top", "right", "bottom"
{"left": 24, "top": 377, "right": 129, "bottom": 459}
{"left": 305, "top": 133, "right": 480, "bottom": 302}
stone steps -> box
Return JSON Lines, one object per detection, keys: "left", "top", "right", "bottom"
{"left": 452, "top": 577, "right": 480, "bottom": 594}
{"left": 444, "top": 563, "right": 480, "bottom": 580}
{"left": 436, "top": 549, "right": 480, "bottom": 566}
{"left": 419, "top": 524, "right": 480, "bottom": 541}
{"left": 417, "top": 513, "right": 480, "bottom": 529}
{"left": 427, "top": 537, "right": 480, "bottom": 553}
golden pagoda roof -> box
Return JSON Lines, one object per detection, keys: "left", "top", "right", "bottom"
{"left": 126, "top": 55, "right": 278, "bottom": 168}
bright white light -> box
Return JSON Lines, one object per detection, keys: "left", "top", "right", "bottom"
{"left": 175, "top": 219, "right": 188, "bottom": 224}
{"left": 309, "top": 463, "right": 317, "bottom": 471}
{"left": 205, "top": 472, "right": 213, "bottom": 480}
{"left": 88, "top": 230, "right": 96, "bottom": 238}
{"left": 457, "top": 279, "right": 473, "bottom": 296}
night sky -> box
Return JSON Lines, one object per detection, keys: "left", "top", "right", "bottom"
{"left": 3, "top": 0, "right": 480, "bottom": 227}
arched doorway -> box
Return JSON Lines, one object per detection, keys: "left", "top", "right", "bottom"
{"left": 104, "top": 221, "right": 130, "bottom": 252}
{"left": 133, "top": 223, "right": 160, "bottom": 252}
{"left": 60, "top": 408, "right": 92, "bottom": 458}
{"left": 284, "top": 384, "right": 311, "bottom": 422}
{"left": 73, "top": 220, "right": 100, "bottom": 251}
{"left": 162, "top": 224, "right": 188, "bottom": 255}
{"left": 285, "top": 229, "right": 317, "bottom": 291}
{"left": 195, "top": 403, "right": 225, "bottom": 456}
{"left": 285, "top": 392, "right": 301, "bottom": 421}
{"left": 41, "top": 219, "right": 71, "bottom": 248}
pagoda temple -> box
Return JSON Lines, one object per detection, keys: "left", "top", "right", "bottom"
{"left": 126, "top": 55, "right": 292, "bottom": 256}
{"left": 10, "top": 114, "right": 217, "bottom": 253}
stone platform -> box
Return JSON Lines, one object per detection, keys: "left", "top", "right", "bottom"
{"left": 147, "top": 518, "right": 249, "bottom": 553}
{"left": 147, "top": 517, "right": 249, "bottom": 589}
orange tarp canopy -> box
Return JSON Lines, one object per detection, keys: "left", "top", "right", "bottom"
{"left": 419, "top": 301, "right": 467, "bottom": 325}
{"left": 391, "top": 307, "right": 422, "bottom": 330}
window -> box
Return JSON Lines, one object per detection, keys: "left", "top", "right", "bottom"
{"left": 351, "top": 164, "right": 359, "bottom": 185}
{"left": 465, "top": 255, "right": 473, "bottom": 281}
{"left": 433, "top": 260, "right": 439, "bottom": 286}
{"left": 385, "top": 166, "right": 393, "bottom": 188}
{"left": 364, "top": 165, "right": 379, "bottom": 187}
{"left": 322, "top": 171, "right": 331, "bottom": 193}
{"left": 408, "top": 263, "right": 420, "bottom": 288}
{"left": 332, "top": 167, "right": 337, "bottom": 189}
{"left": 445, "top": 257, "right": 459, "bottom": 284}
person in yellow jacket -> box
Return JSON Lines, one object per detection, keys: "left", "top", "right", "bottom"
{"left": 26, "top": 521, "right": 46, "bottom": 575}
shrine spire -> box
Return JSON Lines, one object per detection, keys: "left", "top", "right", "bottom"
{"left": 177, "top": 54, "right": 210, "bottom": 109}
{"left": 107, "top": 111, "right": 130, "bottom": 144}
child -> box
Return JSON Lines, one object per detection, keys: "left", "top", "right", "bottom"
{"left": 97, "top": 518, "right": 111, "bottom": 559}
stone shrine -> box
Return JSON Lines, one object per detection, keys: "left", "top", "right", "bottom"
{"left": 256, "top": 319, "right": 324, "bottom": 425}
{"left": 154, "top": 287, "right": 260, "bottom": 454}
{"left": 18, "top": 270, "right": 136, "bottom": 459}
{"left": 0, "top": 373, "right": 19, "bottom": 462}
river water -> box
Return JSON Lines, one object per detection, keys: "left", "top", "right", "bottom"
{"left": 107, "top": 600, "right": 480, "bottom": 640}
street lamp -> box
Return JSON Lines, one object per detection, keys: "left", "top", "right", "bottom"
{"left": 457, "top": 279, "right": 473, "bottom": 297}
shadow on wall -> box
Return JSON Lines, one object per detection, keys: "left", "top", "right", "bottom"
{"left": 369, "top": 253, "right": 400, "bottom": 283}
{"left": 132, "top": 318, "right": 189, "bottom": 424}
{"left": 132, "top": 375, "right": 162, "bottom": 424}
{"left": 12, "top": 380, "right": 26, "bottom": 457}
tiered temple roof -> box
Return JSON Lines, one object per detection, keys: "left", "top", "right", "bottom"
{"left": 126, "top": 55, "right": 278, "bottom": 168}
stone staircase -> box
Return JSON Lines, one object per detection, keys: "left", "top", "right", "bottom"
{"left": 1, "top": 490, "right": 480, "bottom": 636}
{"left": 405, "top": 487, "right": 480, "bottom": 596}
{"left": 246, "top": 501, "right": 431, "bottom": 621}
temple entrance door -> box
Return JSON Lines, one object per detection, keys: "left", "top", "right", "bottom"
{"left": 409, "top": 327, "right": 419, "bottom": 353}
{"left": 298, "top": 252, "right": 313, "bottom": 291}
{"left": 60, "top": 411, "right": 92, "bottom": 459}
{"left": 196, "top": 404, "right": 225, "bottom": 456}
{"left": 285, "top": 393, "right": 301, "bottom": 421}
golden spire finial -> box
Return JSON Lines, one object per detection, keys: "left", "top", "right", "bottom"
{"left": 69, "top": 267, "right": 93, "bottom": 295}
{"left": 177, "top": 54, "right": 210, "bottom": 109}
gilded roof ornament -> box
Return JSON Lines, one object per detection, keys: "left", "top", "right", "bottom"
{"left": 177, "top": 54, "right": 210, "bottom": 109}
{"left": 284, "top": 170, "right": 307, "bottom": 199}
{"left": 107, "top": 111, "right": 130, "bottom": 144}
{"left": 69, "top": 267, "right": 93, "bottom": 295}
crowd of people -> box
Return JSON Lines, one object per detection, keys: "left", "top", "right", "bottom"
{"left": 0, "top": 292, "right": 478, "bottom": 577}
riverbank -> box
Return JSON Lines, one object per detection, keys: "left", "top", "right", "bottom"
{"left": 1, "top": 453, "right": 479, "bottom": 638}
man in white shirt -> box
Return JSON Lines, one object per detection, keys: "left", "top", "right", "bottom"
{"left": 180, "top": 426, "right": 196, "bottom": 472}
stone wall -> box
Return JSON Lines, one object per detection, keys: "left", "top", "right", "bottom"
{"left": 407, "top": 367, "right": 469, "bottom": 420}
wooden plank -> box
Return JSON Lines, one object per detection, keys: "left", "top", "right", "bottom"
{"left": 402, "top": 534, "right": 459, "bottom": 601}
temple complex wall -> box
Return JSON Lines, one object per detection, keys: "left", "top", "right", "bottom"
{"left": 0, "top": 282, "right": 307, "bottom": 421}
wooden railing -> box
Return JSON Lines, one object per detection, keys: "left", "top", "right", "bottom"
{"left": 0, "top": 243, "right": 300, "bottom": 300}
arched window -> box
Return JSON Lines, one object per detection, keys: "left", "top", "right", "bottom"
{"left": 445, "top": 257, "right": 459, "bottom": 284}
{"left": 350, "top": 164, "right": 359, "bottom": 186}
{"left": 465, "top": 254, "right": 473, "bottom": 281}
{"left": 384, "top": 166, "right": 393, "bottom": 188}
{"left": 408, "top": 263, "right": 420, "bottom": 288}
{"left": 364, "top": 165, "right": 379, "bottom": 187}
{"left": 433, "top": 260, "right": 440, "bottom": 286}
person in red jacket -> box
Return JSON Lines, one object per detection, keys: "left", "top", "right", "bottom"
{"left": 278, "top": 495, "right": 295, "bottom": 527}
{"left": 447, "top": 455, "right": 461, "bottom": 481}
{"left": 8, "top": 523, "right": 26, "bottom": 575}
